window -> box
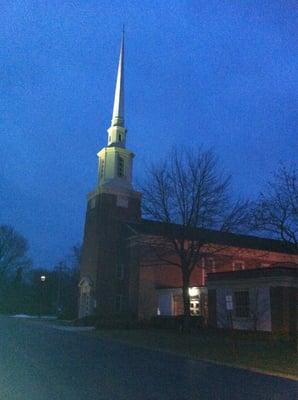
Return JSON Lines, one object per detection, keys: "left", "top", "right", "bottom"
{"left": 118, "top": 134, "right": 122, "bottom": 142}
{"left": 116, "top": 263, "right": 124, "bottom": 280}
{"left": 233, "top": 261, "right": 245, "bottom": 271}
{"left": 206, "top": 257, "right": 216, "bottom": 272}
{"left": 100, "top": 158, "right": 105, "bottom": 178}
{"left": 260, "top": 263, "right": 270, "bottom": 268}
{"left": 115, "top": 295, "right": 123, "bottom": 312}
{"left": 118, "top": 156, "right": 125, "bottom": 177}
{"left": 200, "top": 257, "right": 206, "bottom": 286}
{"left": 234, "top": 291, "right": 249, "bottom": 318}
{"left": 190, "top": 299, "right": 200, "bottom": 316}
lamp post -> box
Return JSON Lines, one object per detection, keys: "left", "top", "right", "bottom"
{"left": 39, "top": 275, "right": 46, "bottom": 318}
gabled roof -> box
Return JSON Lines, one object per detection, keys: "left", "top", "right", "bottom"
{"left": 126, "top": 219, "right": 297, "bottom": 255}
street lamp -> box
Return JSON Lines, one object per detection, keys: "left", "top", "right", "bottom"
{"left": 39, "top": 275, "right": 46, "bottom": 317}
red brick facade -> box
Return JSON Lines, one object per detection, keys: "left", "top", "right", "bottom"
{"left": 79, "top": 189, "right": 141, "bottom": 318}
{"left": 80, "top": 202, "right": 297, "bottom": 322}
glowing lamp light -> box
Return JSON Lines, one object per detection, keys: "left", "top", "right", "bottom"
{"left": 188, "top": 287, "right": 199, "bottom": 297}
{"left": 40, "top": 275, "right": 46, "bottom": 282}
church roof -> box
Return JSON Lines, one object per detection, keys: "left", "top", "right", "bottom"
{"left": 126, "top": 219, "right": 297, "bottom": 255}
{"left": 207, "top": 266, "right": 298, "bottom": 283}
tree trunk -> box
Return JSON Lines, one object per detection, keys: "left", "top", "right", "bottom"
{"left": 182, "top": 270, "right": 191, "bottom": 332}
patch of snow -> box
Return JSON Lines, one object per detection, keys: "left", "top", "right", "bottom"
{"left": 51, "top": 326, "right": 95, "bottom": 332}
{"left": 11, "top": 314, "right": 58, "bottom": 320}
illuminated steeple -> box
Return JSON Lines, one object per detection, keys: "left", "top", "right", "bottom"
{"left": 97, "top": 30, "right": 134, "bottom": 191}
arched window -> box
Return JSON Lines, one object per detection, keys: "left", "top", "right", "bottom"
{"left": 100, "top": 158, "right": 105, "bottom": 178}
{"left": 118, "top": 156, "right": 125, "bottom": 177}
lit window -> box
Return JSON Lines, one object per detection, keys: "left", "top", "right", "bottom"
{"left": 118, "top": 156, "right": 125, "bottom": 177}
{"left": 234, "top": 291, "right": 249, "bottom": 318}
{"left": 190, "top": 299, "right": 200, "bottom": 315}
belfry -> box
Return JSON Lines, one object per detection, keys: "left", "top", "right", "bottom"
{"left": 78, "top": 33, "right": 141, "bottom": 319}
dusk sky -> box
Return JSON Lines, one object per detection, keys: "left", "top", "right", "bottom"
{"left": 1, "top": 1, "right": 297, "bottom": 268}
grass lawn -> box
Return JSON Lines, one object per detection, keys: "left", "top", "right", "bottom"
{"left": 94, "top": 328, "right": 298, "bottom": 378}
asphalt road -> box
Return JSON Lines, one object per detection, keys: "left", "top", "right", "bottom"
{"left": 0, "top": 316, "right": 296, "bottom": 400}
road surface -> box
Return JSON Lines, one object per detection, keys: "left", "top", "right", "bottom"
{"left": 0, "top": 316, "right": 296, "bottom": 400}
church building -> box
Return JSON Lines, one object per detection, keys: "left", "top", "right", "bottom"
{"left": 78, "top": 35, "right": 297, "bottom": 332}
{"left": 79, "top": 34, "right": 141, "bottom": 319}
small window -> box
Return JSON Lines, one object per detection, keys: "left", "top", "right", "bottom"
{"left": 115, "top": 294, "right": 123, "bottom": 312}
{"left": 116, "top": 263, "right": 124, "bottom": 280}
{"left": 119, "top": 134, "right": 122, "bottom": 142}
{"left": 234, "top": 291, "right": 249, "bottom": 318}
{"left": 190, "top": 300, "right": 200, "bottom": 315}
{"left": 206, "top": 257, "right": 216, "bottom": 272}
{"left": 200, "top": 257, "right": 206, "bottom": 286}
{"left": 233, "top": 261, "right": 245, "bottom": 271}
{"left": 118, "top": 156, "right": 125, "bottom": 177}
{"left": 100, "top": 158, "right": 105, "bottom": 178}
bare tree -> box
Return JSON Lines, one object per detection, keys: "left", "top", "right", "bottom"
{"left": 252, "top": 166, "right": 297, "bottom": 252}
{"left": 71, "top": 243, "right": 82, "bottom": 270}
{"left": 138, "top": 148, "right": 250, "bottom": 325}
{"left": 0, "top": 225, "right": 31, "bottom": 285}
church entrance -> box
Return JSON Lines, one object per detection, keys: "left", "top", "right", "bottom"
{"left": 78, "top": 277, "right": 94, "bottom": 318}
{"left": 157, "top": 287, "right": 207, "bottom": 317}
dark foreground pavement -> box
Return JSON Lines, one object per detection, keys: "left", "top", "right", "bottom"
{"left": 0, "top": 316, "right": 296, "bottom": 400}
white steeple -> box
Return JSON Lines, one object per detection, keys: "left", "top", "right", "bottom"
{"left": 107, "top": 30, "right": 127, "bottom": 148}
{"left": 97, "top": 31, "right": 134, "bottom": 192}
{"left": 111, "top": 32, "right": 124, "bottom": 128}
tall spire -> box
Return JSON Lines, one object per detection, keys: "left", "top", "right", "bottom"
{"left": 111, "top": 28, "right": 124, "bottom": 127}
{"left": 97, "top": 28, "right": 134, "bottom": 191}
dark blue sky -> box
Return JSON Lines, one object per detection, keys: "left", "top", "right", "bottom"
{"left": 1, "top": 1, "right": 297, "bottom": 268}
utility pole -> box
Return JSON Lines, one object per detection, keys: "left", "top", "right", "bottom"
{"left": 56, "top": 263, "right": 63, "bottom": 316}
